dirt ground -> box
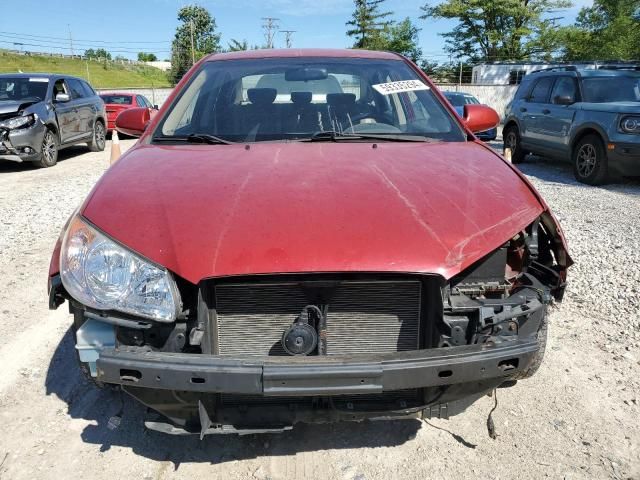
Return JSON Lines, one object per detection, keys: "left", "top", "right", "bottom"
{"left": 0, "top": 139, "right": 638, "bottom": 480}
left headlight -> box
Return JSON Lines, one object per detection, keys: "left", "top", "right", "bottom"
{"left": 0, "top": 113, "right": 37, "bottom": 130}
{"left": 60, "top": 215, "right": 181, "bottom": 322}
{"left": 620, "top": 116, "right": 640, "bottom": 134}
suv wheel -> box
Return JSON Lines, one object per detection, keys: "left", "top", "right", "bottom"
{"left": 88, "top": 120, "right": 106, "bottom": 152}
{"left": 503, "top": 126, "right": 525, "bottom": 164}
{"left": 573, "top": 134, "right": 608, "bottom": 185}
{"left": 37, "top": 129, "right": 58, "bottom": 168}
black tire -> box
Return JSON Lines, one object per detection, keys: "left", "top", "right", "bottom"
{"left": 88, "top": 120, "right": 106, "bottom": 152}
{"left": 572, "top": 134, "right": 608, "bottom": 185}
{"left": 36, "top": 129, "right": 58, "bottom": 168}
{"left": 512, "top": 312, "right": 548, "bottom": 380}
{"left": 503, "top": 125, "right": 526, "bottom": 164}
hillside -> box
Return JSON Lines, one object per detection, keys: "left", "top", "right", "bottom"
{"left": 0, "top": 50, "right": 171, "bottom": 88}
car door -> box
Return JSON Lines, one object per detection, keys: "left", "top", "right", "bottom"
{"left": 51, "top": 79, "right": 79, "bottom": 144}
{"left": 66, "top": 78, "right": 93, "bottom": 138}
{"left": 520, "top": 76, "right": 555, "bottom": 147}
{"left": 541, "top": 76, "right": 579, "bottom": 156}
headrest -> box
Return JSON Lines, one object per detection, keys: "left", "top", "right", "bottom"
{"left": 248, "top": 88, "right": 277, "bottom": 106}
{"left": 327, "top": 93, "right": 356, "bottom": 107}
{"left": 291, "top": 91, "right": 312, "bottom": 105}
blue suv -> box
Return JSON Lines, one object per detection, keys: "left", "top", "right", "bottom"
{"left": 503, "top": 66, "right": 640, "bottom": 185}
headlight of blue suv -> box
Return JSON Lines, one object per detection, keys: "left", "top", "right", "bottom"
{"left": 60, "top": 215, "right": 181, "bottom": 322}
{"left": 0, "top": 113, "right": 38, "bottom": 130}
{"left": 620, "top": 116, "right": 640, "bottom": 134}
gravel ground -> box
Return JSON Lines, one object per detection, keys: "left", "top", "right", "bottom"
{"left": 0, "top": 138, "right": 638, "bottom": 480}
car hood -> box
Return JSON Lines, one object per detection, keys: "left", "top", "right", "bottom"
{"left": 578, "top": 101, "right": 640, "bottom": 114}
{"left": 82, "top": 142, "right": 544, "bottom": 284}
{"left": 0, "top": 99, "right": 40, "bottom": 115}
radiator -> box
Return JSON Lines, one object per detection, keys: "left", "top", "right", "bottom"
{"left": 214, "top": 279, "right": 421, "bottom": 357}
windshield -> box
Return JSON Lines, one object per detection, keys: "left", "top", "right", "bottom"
{"left": 100, "top": 94, "right": 133, "bottom": 105}
{"left": 582, "top": 76, "right": 640, "bottom": 103}
{"left": 155, "top": 57, "right": 464, "bottom": 143}
{"left": 0, "top": 77, "right": 48, "bottom": 102}
{"left": 444, "top": 93, "right": 479, "bottom": 107}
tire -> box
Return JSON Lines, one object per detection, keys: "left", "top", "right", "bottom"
{"left": 572, "top": 134, "right": 608, "bottom": 185}
{"left": 36, "top": 129, "right": 58, "bottom": 168}
{"left": 87, "top": 120, "right": 106, "bottom": 152}
{"left": 503, "top": 125, "right": 525, "bottom": 164}
{"left": 512, "top": 311, "right": 548, "bottom": 380}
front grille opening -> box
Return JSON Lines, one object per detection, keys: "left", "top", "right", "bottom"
{"left": 212, "top": 277, "right": 424, "bottom": 357}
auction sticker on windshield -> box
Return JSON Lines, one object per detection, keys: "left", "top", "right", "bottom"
{"left": 372, "top": 80, "right": 430, "bottom": 95}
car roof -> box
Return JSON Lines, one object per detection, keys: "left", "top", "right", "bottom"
{"left": 205, "top": 48, "right": 403, "bottom": 62}
{"left": 0, "top": 73, "right": 87, "bottom": 81}
{"left": 99, "top": 92, "right": 134, "bottom": 96}
{"left": 527, "top": 68, "right": 640, "bottom": 80}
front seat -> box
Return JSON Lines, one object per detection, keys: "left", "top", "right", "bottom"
{"left": 244, "top": 88, "right": 279, "bottom": 141}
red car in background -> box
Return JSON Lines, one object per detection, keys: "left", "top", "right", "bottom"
{"left": 99, "top": 92, "right": 157, "bottom": 132}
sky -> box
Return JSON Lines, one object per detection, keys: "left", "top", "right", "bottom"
{"left": 0, "top": 0, "right": 594, "bottom": 62}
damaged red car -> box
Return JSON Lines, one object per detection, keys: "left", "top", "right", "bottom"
{"left": 48, "top": 49, "right": 571, "bottom": 436}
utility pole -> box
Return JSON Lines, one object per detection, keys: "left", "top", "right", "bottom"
{"left": 262, "top": 17, "right": 280, "bottom": 49}
{"left": 280, "top": 30, "right": 296, "bottom": 48}
{"left": 67, "top": 24, "right": 74, "bottom": 57}
{"left": 190, "top": 19, "right": 195, "bottom": 65}
{"left": 459, "top": 61, "right": 463, "bottom": 86}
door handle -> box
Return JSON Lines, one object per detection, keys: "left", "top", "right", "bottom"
{"left": 519, "top": 107, "right": 527, "bottom": 112}
{"left": 542, "top": 109, "right": 551, "bottom": 114}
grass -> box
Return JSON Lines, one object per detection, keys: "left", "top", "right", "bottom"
{"left": 0, "top": 50, "right": 171, "bottom": 88}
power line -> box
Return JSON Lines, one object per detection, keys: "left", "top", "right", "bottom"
{"left": 280, "top": 30, "right": 296, "bottom": 48}
{"left": 0, "top": 30, "right": 172, "bottom": 45}
{"left": 262, "top": 17, "right": 280, "bottom": 49}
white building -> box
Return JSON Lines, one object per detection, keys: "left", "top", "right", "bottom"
{"left": 144, "top": 61, "right": 171, "bottom": 71}
{"left": 471, "top": 61, "right": 638, "bottom": 85}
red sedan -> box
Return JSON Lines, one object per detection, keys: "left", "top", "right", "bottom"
{"left": 49, "top": 49, "right": 571, "bottom": 437}
{"left": 99, "top": 92, "right": 157, "bottom": 132}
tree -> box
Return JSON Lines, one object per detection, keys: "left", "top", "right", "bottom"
{"left": 382, "top": 18, "right": 423, "bottom": 63}
{"left": 420, "top": 0, "right": 572, "bottom": 61}
{"left": 227, "top": 39, "right": 249, "bottom": 52}
{"left": 170, "top": 5, "right": 221, "bottom": 85}
{"left": 138, "top": 52, "right": 158, "bottom": 62}
{"left": 346, "top": 0, "right": 392, "bottom": 49}
{"left": 85, "top": 48, "right": 111, "bottom": 60}
{"left": 557, "top": 0, "right": 640, "bottom": 60}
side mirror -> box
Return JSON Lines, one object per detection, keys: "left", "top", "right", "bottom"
{"left": 463, "top": 104, "right": 500, "bottom": 134}
{"left": 55, "top": 93, "right": 70, "bottom": 103}
{"left": 115, "top": 107, "right": 151, "bottom": 137}
{"left": 554, "top": 95, "right": 574, "bottom": 105}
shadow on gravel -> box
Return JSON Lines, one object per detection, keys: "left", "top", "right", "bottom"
{"left": 45, "top": 327, "right": 426, "bottom": 468}
{"left": 0, "top": 146, "right": 92, "bottom": 173}
{"left": 515, "top": 155, "right": 640, "bottom": 195}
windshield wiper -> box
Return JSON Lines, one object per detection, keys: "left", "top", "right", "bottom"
{"left": 153, "top": 133, "right": 234, "bottom": 145}
{"left": 303, "top": 131, "right": 435, "bottom": 143}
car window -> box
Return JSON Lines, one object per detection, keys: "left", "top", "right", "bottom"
{"left": 464, "top": 95, "right": 480, "bottom": 105}
{"left": 0, "top": 77, "right": 49, "bottom": 101}
{"left": 142, "top": 96, "right": 152, "bottom": 107}
{"left": 53, "top": 79, "right": 69, "bottom": 101}
{"left": 81, "top": 81, "right": 96, "bottom": 97}
{"left": 100, "top": 94, "right": 133, "bottom": 105}
{"left": 550, "top": 77, "right": 578, "bottom": 104}
{"left": 581, "top": 76, "right": 640, "bottom": 103}
{"left": 67, "top": 79, "right": 86, "bottom": 99}
{"left": 156, "top": 57, "right": 465, "bottom": 143}
{"left": 444, "top": 93, "right": 465, "bottom": 107}
{"left": 527, "top": 77, "right": 555, "bottom": 103}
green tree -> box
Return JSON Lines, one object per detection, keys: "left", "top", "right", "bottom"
{"left": 227, "top": 39, "right": 249, "bottom": 51}
{"left": 558, "top": 0, "right": 640, "bottom": 60}
{"left": 138, "top": 52, "right": 158, "bottom": 62}
{"left": 346, "top": 0, "right": 392, "bottom": 49}
{"left": 382, "top": 18, "right": 423, "bottom": 62}
{"left": 420, "top": 0, "right": 572, "bottom": 61}
{"left": 95, "top": 48, "right": 112, "bottom": 60}
{"left": 170, "top": 4, "right": 221, "bottom": 85}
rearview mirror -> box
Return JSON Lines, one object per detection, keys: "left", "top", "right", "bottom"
{"left": 115, "top": 107, "right": 151, "bottom": 137}
{"left": 55, "top": 93, "right": 70, "bottom": 103}
{"left": 463, "top": 104, "right": 500, "bottom": 134}
{"left": 285, "top": 68, "right": 328, "bottom": 82}
{"left": 553, "top": 95, "right": 574, "bottom": 105}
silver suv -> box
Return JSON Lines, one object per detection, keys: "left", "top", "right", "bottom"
{"left": 0, "top": 73, "right": 106, "bottom": 168}
{"left": 503, "top": 67, "right": 640, "bottom": 185}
